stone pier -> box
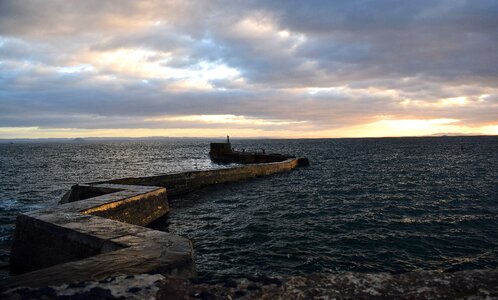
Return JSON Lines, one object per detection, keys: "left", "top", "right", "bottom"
{"left": 1, "top": 157, "right": 304, "bottom": 290}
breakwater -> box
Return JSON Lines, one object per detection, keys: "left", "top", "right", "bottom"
{"left": 86, "top": 157, "right": 304, "bottom": 197}
{"left": 1, "top": 157, "right": 304, "bottom": 289}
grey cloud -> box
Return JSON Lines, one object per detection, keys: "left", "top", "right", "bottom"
{"left": 0, "top": 0, "right": 497, "bottom": 134}
{"left": 0, "top": 1, "right": 163, "bottom": 36}
{"left": 0, "top": 112, "right": 297, "bottom": 131}
{"left": 280, "top": 1, "right": 498, "bottom": 83}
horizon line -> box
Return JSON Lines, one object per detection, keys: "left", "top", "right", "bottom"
{"left": 1, "top": 134, "right": 497, "bottom": 142}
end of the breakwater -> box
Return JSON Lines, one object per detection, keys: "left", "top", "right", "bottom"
{"left": 210, "top": 141, "right": 310, "bottom": 166}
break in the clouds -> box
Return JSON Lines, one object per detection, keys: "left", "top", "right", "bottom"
{"left": 1, "top": 0, "right": 497, "bottom": 138}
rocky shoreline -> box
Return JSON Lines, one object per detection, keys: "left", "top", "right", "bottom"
{"left": 3, "top": 268, "right": 498, "bottom": 299}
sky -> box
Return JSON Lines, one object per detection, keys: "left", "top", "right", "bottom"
{"left": 0, "top": 0, "right": 497, "bottom": 139}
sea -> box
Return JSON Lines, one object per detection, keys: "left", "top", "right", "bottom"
{"left": 0, "top": 136, "right": 497, "bottom": 280}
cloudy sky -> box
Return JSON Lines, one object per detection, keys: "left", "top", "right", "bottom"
{"left": 1, "top": 0, "right": 497, "bottom": 138}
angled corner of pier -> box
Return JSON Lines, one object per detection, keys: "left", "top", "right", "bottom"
{"left": 4, "top": 184, "right": 194, "bottom": 289}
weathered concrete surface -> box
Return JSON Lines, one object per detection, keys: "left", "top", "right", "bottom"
{"left": 156, "top": 269, "right": 498, "bottom": 299}
{"left": 3, "top": 269, "right": 497, "bottom": 299}
{"left": 92, "top": 158, "right": 301, "bottom": 197}
{"left": 80, "top": 184, "right": 169, "bottom": 226}
{"left": 2, "top": 274, "right": 166, "bottom": 299}
{"left": 2, "top": 184, "right": 194, "bottom": 289}
{"left": 60, "top": 185, "right": 122, "bottom": 204}
{"left": 209, "top": 142, "right": 295, "bottom": 164}
{"left": 210, "top": 142, "right": 232, "bottom": 155}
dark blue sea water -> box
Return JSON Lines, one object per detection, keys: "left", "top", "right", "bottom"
{"left": 1, "top": 137, "right": 497, "bottom": 279}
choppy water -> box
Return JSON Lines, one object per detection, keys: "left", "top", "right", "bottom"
{"left": 0, "top": 140, "right": 227, "bottom": 276}
{"left": 1, "top": 137, "right": 497, "bottom": 279}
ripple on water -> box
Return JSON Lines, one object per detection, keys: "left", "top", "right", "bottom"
{"left": 1, "top": 137, "right": 497, "bottom": 280}
{"left": 162, "top": 137, "right": 498, "bottom": 279}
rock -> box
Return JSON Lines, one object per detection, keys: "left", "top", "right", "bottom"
{"left": 1, "top": 274, "right": 165, "bottom": 300}
{"left": 155, "top": 270, "right": 498, "bottom": 299}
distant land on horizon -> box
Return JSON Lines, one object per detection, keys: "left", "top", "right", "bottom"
{"left": 1, "top": 134, "right": 496, "bottom": 144}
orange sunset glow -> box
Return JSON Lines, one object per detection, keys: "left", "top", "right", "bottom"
{"left": 1, "top": 1, "right": 497, "bottom": 139}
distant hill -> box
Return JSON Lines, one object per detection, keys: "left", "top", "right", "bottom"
{"left": 430, "top": 133, "right": 483, "bottom": 137}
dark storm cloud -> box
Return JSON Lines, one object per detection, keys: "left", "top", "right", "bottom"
{"left": 0, "top": 0, "right": 497, "bottom": 134}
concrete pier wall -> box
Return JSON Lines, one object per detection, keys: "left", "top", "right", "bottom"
{"left": 91, "top": 158, "right": 300, "bottom": 197}
{"left": 3, "top": 158, "right": 303, "bottom": 289}
{"left": 2, "top": 184, "right": 194, "bottom": 289}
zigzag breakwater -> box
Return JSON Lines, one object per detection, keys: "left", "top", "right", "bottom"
{"left": 1, "top": 148, "right": 306, "bottom": 289}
